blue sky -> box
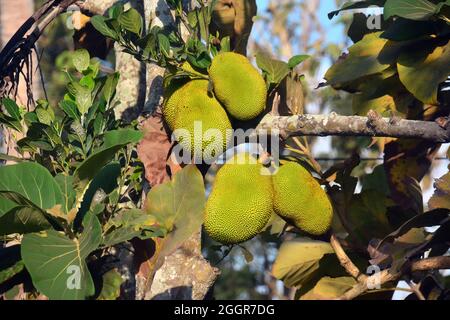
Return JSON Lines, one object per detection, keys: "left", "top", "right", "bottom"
{"left": 255, "top": 0, "right": 345, "bottom": 45}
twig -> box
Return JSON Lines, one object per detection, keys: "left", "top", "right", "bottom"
{"left": 330, "top": 234, "right": 366, "bottom": 281}
{"left": 406, "top": 280, "right": 426, "bottom": 301}
{"left": 335, "top": 253, "right": 450, "bottom": 300}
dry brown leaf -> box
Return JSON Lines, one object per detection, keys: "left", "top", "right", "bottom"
{"left": 137, "top": 114, "right": 178, "bottom": 187}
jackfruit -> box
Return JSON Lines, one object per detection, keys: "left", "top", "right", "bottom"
{"left": 272, "top": 162, "right": 333, "bottom": 235}
{"left": 162, "top": 63, "right": 207, "bottom": 130}
{"left": 209, "top": 52, "right": 267, "bottom": 121}
{"left": 204, "top": 153, "right": 274, "bottom": 244}
{"left": 169, "top": 80, "right": 232, "bottom": 162}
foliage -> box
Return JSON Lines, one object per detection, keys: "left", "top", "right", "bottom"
{"left": 1, "top": 0, "right": 450, "bottom": 301}
{"left": 0, "top": 50, "right": 166, "bottom": 299}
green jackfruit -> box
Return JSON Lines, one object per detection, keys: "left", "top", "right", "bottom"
{"left": 204, "top": 153, "right": 274, "bottom": 244}
{"left": 163, "top": 79, "right": 186, "bottom": 130}
{"left": 272, "top": 162, "right": 333, "bottom": 235}
{"left": 209, "top": 52, "right": 267, "bottom": 121}
{"left": 169, "top": 80, "right": 232, "bottom": 162}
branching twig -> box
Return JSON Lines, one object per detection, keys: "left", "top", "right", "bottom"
{"left": 331, "top": 233, "right": 450, "bottom": 300}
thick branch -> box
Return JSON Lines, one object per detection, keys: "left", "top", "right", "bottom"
{"left": 257, "top": 112, "right": 450, "bottom": 143}
{"left": 410, "top": 256, "right": 450, "bottom": 273}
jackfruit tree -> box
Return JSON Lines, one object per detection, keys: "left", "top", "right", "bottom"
{"left": 0, "top": 0, "right": 450, "bottom": 302}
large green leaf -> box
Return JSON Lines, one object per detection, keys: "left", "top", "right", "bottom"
{"left": 397, "top": 41, "right": 450, "bottom": 105}
{"left": 0, "top": 162, "right": 63, "bottom": 211}
{"left": 76, "top": 162, "right": 120, "bottom": 225}
{"left": 118, "top": 8, "right": 143, "bottom": 35}
{"left": 21, "top": 211, "right": 102, "bottom": 300}
{"left": 73, "top": 129, "right": 143, "bottom": 191}
{"left": 91, "top": 16, "right": 118, "bottom": 40}
{"left": 325, "top": 32, "right": 406, "bottom": 89}
{"left": 55, "top": 174, "right": 77, "bottom": 214}
{"left": 102, "top": 209, "right": 162, "bottom": 247}
{"left": 146, "top": 165, "right": 205, "bottom": 257}
{"left": 384, "top": 0, "right": 438, "bottom": 21}
{"left": 300, "top": 276, "right": 357, "bottom": 300}
{"left": 256, "top": 52, "right": 290, "bottom": 85}
{"left": 0, "top": 205, "right": 52, "bottom": 236}
{"left": 272, "top": 239, "right": 335, "bottom": 288}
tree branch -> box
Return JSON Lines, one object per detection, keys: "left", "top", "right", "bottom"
{"left": 335, "top": 252, "right": 450, "bottom": 300}
{"left": 330, "top": 234, "right": 366, "bottom": 281}
{"left": 257, "top": 111, "right": 450, "bottom": 143}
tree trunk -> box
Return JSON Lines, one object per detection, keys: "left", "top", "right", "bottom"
{"left": 83, "top": 0, "right": 219, "bottom": 300}
{"left": 0, "top": 0, "right": 38, "bottom": 159}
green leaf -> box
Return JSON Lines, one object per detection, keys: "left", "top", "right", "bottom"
{"left": 72, "top": 49, "right": 90, "bottom": 72}
{"left": 328, "top": 0, "right": 386, "bottom": 19}
{"left": 73, "top": 129, "right": 143, "bottom": 191}
{"left": 256, "top": 52, "right": 290, "bottom": 85}
{"left": 347, "top": 190, "right": 392, "bottom": 244}
{"left": 377, "top": 208, "right": 450, "bottom": 249}
{"left": 102, "top": 128, "right": 143, "bottom": 149}
{"left": 0, "top": 112, "right": 22, "bottom": 132}
{"left": 91, "top": 16, "right": 118, "bottom": 40}
{"left": 103, "top": 73, "right": 120, "bottom": 103}
{"left": 21, "top": 211, "right": 102, "bottom": 300}
{"left": 397, "top": 41, "right": 450, "bottom": 105}
{"left": 146, "top": 165, "right": 205, "bottom": 257}
{"left": 54, "top": 174, "right": 76, "bottom": 214}
{"left": 384, "top": 0, "right": 438, "bottom": 21}
{"left": 118, "top": 8, "right": 143, "bottom": 35}
{"left": 0, "top": 153, "right": 24, "bottom": 163}
{"left": 429, "top": 172, "right": 450, "bottom": 210}
{"left": 98, "top": 269, "right": 123, "bottom": 300}
{"left": 325, "top": 32, "right": 406, "bottom": 89}
{"left": 76, "top": 163, "right": 120, "bottom": 224}
{"left": 59, "top": 100, "right": 80, "bottom": 121}
{"left": 1, "top": 98, "right": 21, "bottom": 120}
{"left": 300, "top": 276, "right": 357, "bottom": 300}
{"left": 288, "top": 55, "right": 310, "bottom": 69}
{"left": 0, "top": 245, "right": 24, "bottom": 284}
{"left": 272, "top": 238, "right": 335, "bottom": 288}
{"left": 158, "top": 33, "right": 171, "bottom": 57}
{"left": 68, "top": 82, "right": 92, "bottom": 115}
{"left": 0, "top": 204, "right": 52, "bottom": 236}
{"left": 0, "top": 162, "right": 63, "bottom": 210}
{"left": 35, "top": 108, "right": 53, "bottom": 125}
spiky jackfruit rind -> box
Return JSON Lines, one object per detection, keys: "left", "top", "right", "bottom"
{"left": 272, "top": 162, "right": 333, "bottom": 236}
{"left": 209, "top": 52, "right": 267, "bottom": 121}
{"left": 171, "top": 80, "right": 232, "bottom": 163}
{"left": 162, "top": 79, "right": 188, "bottom": 130}
{"left": 204, "top": 153, "right": 274, "bottom": 244}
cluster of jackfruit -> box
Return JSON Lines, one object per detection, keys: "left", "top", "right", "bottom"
{"left": 204, "top": 155, "right": 333, "bottom": 244}
{"left": 162, "top": 52, "right": 267, "bottom": 162}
